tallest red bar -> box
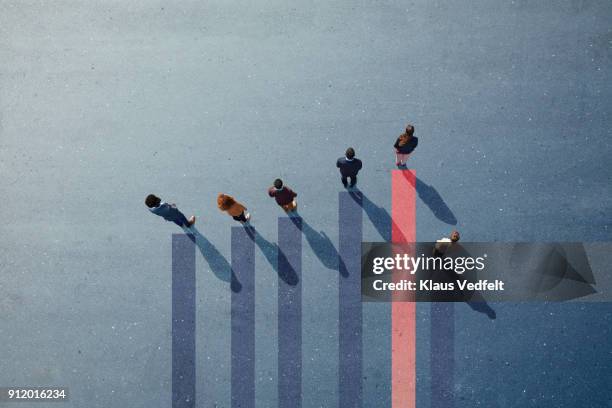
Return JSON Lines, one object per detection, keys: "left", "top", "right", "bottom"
{"left": 391, "top": 170, "right": 417, "bottom": 408}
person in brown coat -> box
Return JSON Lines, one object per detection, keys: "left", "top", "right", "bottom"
{"left": 268, "top": 178, "right": 297, "bottom": 213}
{"left": 217, "top": 194, "right": 251, "bottom": 223}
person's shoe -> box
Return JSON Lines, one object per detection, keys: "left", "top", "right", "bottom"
{"left": 187, "top": 216, "right": 196, "bottom": 226}
{"left": 396, "top": 162, "right": 401, "bottom": 166}
{"left": 342, "top": 182, "right": 348, "bottom": 188}
{"left": 244, "top": 212, "right": 251, "bottom": 222}
{"left": 349, "top": 183, "right": 357, "bottom": 189}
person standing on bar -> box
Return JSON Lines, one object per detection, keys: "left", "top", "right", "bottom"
{"left": 336, "top": 147, "right": 362, "bottom": 188}
{"left": 217, "top": 193, "right": 251, "bottom": 224}
{"left": 394, "top": 124, "right": 418, "bottom": 167}
{"left": 268, "top": 178, "right": 298, "bottom": 213}
{"left": 145, "top": 194, "right": 196, "bottom": 228}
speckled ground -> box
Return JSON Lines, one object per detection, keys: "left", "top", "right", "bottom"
{"left": 1, "top": 1, "right": 611, "bottom": 407}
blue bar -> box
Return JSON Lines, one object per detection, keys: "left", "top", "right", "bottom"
{"left": 278, "top": 217, "right": 302, "bottom": 408}
{"left": 431, "top": 303, "right": 454, "bottom": 408}
{"left": 339, "top": 192, "right": 363, "bottom": 407}
{"left": 231, "top": 227, "right": 256, "bottom": 408}
{"left": 172, "top": 234, "right": 196, "bottom": 408}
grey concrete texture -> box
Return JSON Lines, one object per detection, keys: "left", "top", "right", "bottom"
{"left": 1, "top": 1, "right": 611, "bottom": 407}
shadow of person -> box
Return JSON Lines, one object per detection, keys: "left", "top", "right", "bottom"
{"left": 244, "top": 227, "right": 299, "bottom": 286}
{"left": 354, "top": 192, "right": 407, "bottom": 243}
{"left": 465, "top": 297, "right": 496, "bottom": 319}
{"left": 186, "top": 227, "right": 242, "bottom": 293}
{"left": 443, "top": 243, "right": 496, "bottom": 319}
{"left": 287, "top": 214, "right": 347, "bottom": 276}
{"left": 400, "top": 172, "right": 457, "bottom": 225}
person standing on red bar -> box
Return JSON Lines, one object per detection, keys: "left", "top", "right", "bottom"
{"left": 336, "top": 147, "right": 363, "bottom": 188}
{"left": 268, "top": 178, "right": 298, "bottom": 213}
{"left": 394, "top": 124, "right": 418, "bottom": 167}
{"left": 217, "top": 193, "right": 251, "bottom": 224}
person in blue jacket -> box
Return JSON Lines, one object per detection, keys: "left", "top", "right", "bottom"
{"left": 145, "top": 194, "right": 196, "bottom": 228}
{"left": 394, "top": 124, "right": 418, "bottom": 167}
{"left": 336, "top": 147, "right": 363, "bottom": 188}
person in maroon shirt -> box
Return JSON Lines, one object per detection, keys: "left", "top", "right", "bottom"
{"left": 268, "top": 178, "right": 298, "bottom": 213}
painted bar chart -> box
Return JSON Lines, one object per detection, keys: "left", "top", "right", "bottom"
{"left": 169, "top": 170, "right": 435, "bottom": 408}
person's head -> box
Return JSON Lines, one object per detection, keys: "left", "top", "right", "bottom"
{"left": 405, "top": 124, "right": 415, "bottom": 138}
{"left": 145, "top": 194, "right": 161, "bottom": 208}
{"left": 274, "top": 178, "right": 283, "bottom": 189}
{"left": 345, "top": 147, "right": 355, "bottom": 160}
{"left": 217, "top": 193, "right": 235, "bottom": 211}
{"left": 450, "top": 230, "right": 460, "bottom": 242}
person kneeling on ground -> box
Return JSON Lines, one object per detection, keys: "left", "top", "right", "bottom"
{"left": 433, "top": 230, "right": 460, "bottom": 257}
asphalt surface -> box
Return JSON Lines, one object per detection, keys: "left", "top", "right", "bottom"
{"left": 1, "top": 1, "right": 611, "bottom": 407}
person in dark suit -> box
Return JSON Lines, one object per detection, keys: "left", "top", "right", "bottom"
{"left": 336, "top": 147, "right": 362, "bottom": 188}
{"left": 145, "top": 194, "right": 196, "bottom": 227}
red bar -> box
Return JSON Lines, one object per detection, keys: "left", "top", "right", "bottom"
{"left": 391, "top": 170, "right": 416, "bottom": 408}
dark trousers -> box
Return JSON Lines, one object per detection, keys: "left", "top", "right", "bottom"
{"left": 341, "top": 175, "right": 357, "bottom": 187}
{"left": 232, "top": 211, "right": 247, "bottom": 222}
{"left": 170, "top": 210, "right": 189, "bottom": 227}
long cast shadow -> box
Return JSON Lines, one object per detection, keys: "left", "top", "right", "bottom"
{"left": 358, "top": 191, "right": 491, "bottom": 318}
{"left": 187, "top": 227, "right": 242, "bottom": 293}
{"left": 356, "top": 192, "right": 408, "bottom": 243}
{"left": 442, "top": 243, "right": 496, "bottom": 319}
{"left": 401, "top": 172, "right": 457, "bottom": 225}
{"left": 244, "top": 227, "right": 299, "bottom": 286}
{"left": 289, "top": 214, "right": 347, "bottom": 277}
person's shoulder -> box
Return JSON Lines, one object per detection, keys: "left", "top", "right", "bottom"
{"left": 149, "top": 203, "right": 166, "bottom": 213}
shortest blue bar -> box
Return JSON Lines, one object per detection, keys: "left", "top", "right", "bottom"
{"left": 231, "top": 227, "right": 256, "bottom": 408}
{"left": 172, "top": 234, "right": 196, "bottom": 408}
